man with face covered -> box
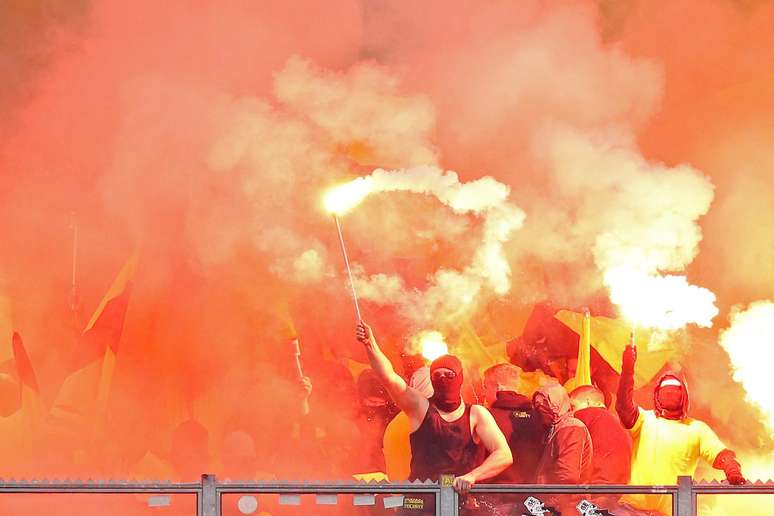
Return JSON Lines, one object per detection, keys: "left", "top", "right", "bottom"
{"left": 531, "top": 383, "right": 593, "bottom": 516}
{"left": 616, "top": 344, "right": 746, "bottom": 515}
{"left": 533, "top": 383, "right": 593, "bottom": 485}
{"left": 356, "top": 321, "right": 512, "bottom": 495}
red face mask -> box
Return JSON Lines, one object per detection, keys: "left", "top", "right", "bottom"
{"left": 430, "top": 355, "right": 464, "bottom": 412}
{"left": 655, "top": 382, "right": 686, "bottom": 420}
{"left": 657, "top": 385, "right": 682, "bottom": 410}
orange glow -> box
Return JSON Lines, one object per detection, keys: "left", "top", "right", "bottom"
{"left": 419, "top": 331, "right": 449, "bottom": 361}
{"left": 2, "top": 0, "right": 774, "bottom": 492}
{"left": 323, "top": 179, "right": 372, "bottom": 215}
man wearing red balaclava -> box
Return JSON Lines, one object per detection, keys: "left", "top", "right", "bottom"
{"left": 356, "top": 321, "right": 512, "bottom": 495}
{"left": 616, "top": 344, "right": 746, "bottom": 515}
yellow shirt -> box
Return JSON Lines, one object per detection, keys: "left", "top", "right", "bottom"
{"left": 383, "top": 412, "right": 412, "bottom": 481}
{"left": 623, "top": 409, "right": 726, "bottom": 514}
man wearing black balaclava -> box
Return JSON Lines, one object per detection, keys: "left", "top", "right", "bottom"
{"left": 356, "top": 321, "right": 512, "bottom": 495}
{"left": 616, "top": 343, "right": 746, "bottom": 515}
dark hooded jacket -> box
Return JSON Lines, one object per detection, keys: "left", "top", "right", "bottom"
{"left": 534, "top": 384, "right": 593, "bottom": 484}
{"left": 488, "top": 391, "right": 546, "bottom": 483}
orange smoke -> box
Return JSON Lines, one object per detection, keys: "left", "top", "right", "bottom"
{"left": 0, "top": 0, "right": 773, "bottom": 489}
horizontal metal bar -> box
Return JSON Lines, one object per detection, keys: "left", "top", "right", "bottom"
{"left": 0, "top": 479, "right": 772, "bottom": 497}
{"left": 0, "top": 482, "right": 201, "bottom": 494}
{"left": 0, "top": 489, "right": 200, "bottom": 494}
{"left": 470, "top": 483, "right": 677, "bottom": 494}
{"left": 216, "top": 484, "right": 440, "bottom": 494}
{"left": 693, "top": 487, "right": 774, "bottom": 494}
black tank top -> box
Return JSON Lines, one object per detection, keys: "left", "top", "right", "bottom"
{"left": 409, "top": 403, "right": 484, "bottom": 481}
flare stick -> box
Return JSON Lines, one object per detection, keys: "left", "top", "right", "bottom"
{"left": 292, "top": 339, "right": 305, "bottom": 379}
{"left": 333, "top": 215, "right": 362, "bottom": 321}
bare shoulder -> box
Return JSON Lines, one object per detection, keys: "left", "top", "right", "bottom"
{"left": 470, "top": 404, "right": 495, "bottom": 423}
{"left": 407, "top": 397, "right": 431, "bottom": 432}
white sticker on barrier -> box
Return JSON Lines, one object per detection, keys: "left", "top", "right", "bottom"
{"left": 383, "top": 495, "right": 404, "bottom": 509}
{"left": 279, "top": 494, "right": 301, "bottom": 505}
{"left": 316, "top": 494, "right": 338, "bottom": 505}
{"left": 147, "top": 495, "right": 172, "bottom": 507}
{"left": 237, "top": 495, "right": 258, "bottom": 514}
{"left": 353, "top": 494, "right": 376, "bottom": 506}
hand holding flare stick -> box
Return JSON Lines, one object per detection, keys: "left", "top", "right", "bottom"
{"left": 290, "top": 338, "right": 312, "bottom": 416}
{"left": 292, "top": 338, "right": 304, "bottom": 379}
{"left": 622, "top": 328, "right": 638, "bottom": 375}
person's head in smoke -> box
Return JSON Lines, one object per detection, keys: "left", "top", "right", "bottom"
{"left": 169, "top": 419, "right": 210, "bottom": 480}
{"left": 569, "top": 385, "right": 606, "bottom": 411}
{"left": 220, "top": 430, "right": 257, "bottom": 479}
{"left": 357, "top": 369, "right": 397, "bottom": 422}
{"left": 483, "top": 363, "right": 522, "bottom": 407}
{"left": 544, "top": 356, "right": 577, "bottom": 385}
{"left": 533, "top": 383, "right": 572, "bottom": 427}
{"left": 401, "top": 352, "right": 426, "bottom": 383}
{"left": 653, "top": 373, "right": 689, "bottom": 420}
{"left": 409, "top": 365, "right": 434, "bottom": 399}
{"left": 429, "top": 354, "right": 464, "bottom": 412}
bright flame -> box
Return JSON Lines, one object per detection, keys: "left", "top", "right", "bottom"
{"left": 323, "top": 178, "right": 372, "bottom": 215}
{"left": 604, "top": 267, "right": 718, "bottom": 330}
{"left": 419, "top": 330, "right": 449, "bottom": 361}
{"left": 720, "top": 301, "right": 774, "bottom": 437}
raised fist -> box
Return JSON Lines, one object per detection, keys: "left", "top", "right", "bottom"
{"left": 622, "top": 344, "right": 637, "bottom": 374}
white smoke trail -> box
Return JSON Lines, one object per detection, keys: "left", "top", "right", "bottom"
{"left": 719, "top": 301, "right": 774, "bottom": 436}
{"left": 326, "top": 166, "right": 525, "bottom": 326}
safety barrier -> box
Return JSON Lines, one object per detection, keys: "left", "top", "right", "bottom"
{"left": 0, "top": 475, "right": 772, "bottom": 515}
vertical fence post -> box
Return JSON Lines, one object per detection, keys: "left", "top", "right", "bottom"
{"left": 201, "top": 474, "right": 218, "bottom": 516}
{"left": 676, "top": 476, "right": 693, "bottom": 516}
{"left": 438, "top": 475, "right": 457, "bottom": 516}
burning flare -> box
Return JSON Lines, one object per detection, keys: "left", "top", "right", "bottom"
{"left": 604, "top": 267, "right": 718, "bottom": 330}
{"left": 418, "top": 330, "right": 449, "bottom": 361}
{"left": 324, "top": 178, "right": 372, "bottom": 215}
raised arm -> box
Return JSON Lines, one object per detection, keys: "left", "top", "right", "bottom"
{"left": 356, "top": 321, "right": 427, "bottom": 421}
{"left": 453, "top": 405, "right": 513, "bottom": 494}
{"left": 616, "top": 344, "right": 640, "bottom": 429}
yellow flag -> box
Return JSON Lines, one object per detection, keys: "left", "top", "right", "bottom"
{"left": 92, "top": 250, "right": 140, "bottom": 414}
{"left": 570, "top": 310, "right": 593, "bottom": 389}
{"left": 555, "top": 310, "right": 674, "bottom": 388}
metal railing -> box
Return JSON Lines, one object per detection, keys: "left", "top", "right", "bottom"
{"left": 0, "top": 475, "right": 772, "bottom": 515}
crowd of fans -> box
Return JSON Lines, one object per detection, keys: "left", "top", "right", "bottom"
{"left": 2, "top": 309, "right": 747, "bottom": 516}
{"left": 343, "top": 320, "right": 746, "bottom": 516}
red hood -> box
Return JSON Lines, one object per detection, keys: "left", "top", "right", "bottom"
{"left": 653, "top": 372, "right": 689, "bottom": 419}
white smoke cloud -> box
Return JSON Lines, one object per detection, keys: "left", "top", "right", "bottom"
{"left": 205, "top": 57, "right": 440, "bottom": 278}
{"left": 328, "top": 166, "right": 525, "bottom": 326}
{"left": 720, "top": 301, "right": 774, "bottom": 437}
{"left": 274, "top": 56, "right": 438, "bottom": 169}
{"left": 532, "top": 125, "right": 718, "bottom": 329}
